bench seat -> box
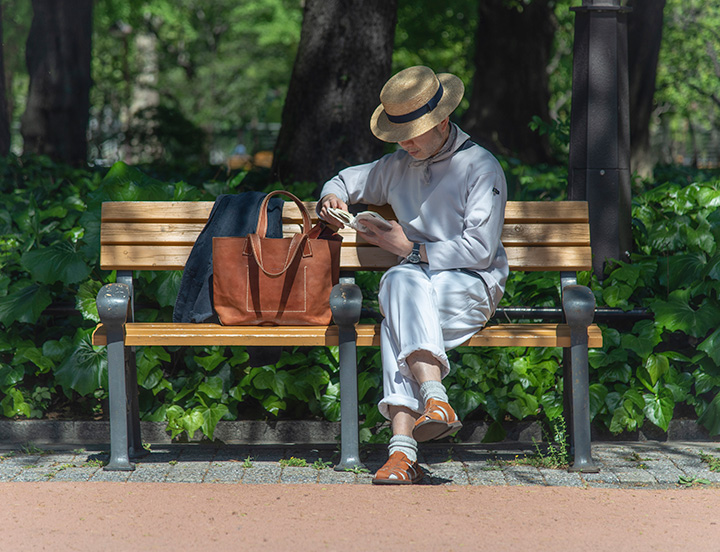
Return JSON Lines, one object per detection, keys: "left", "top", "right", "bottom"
{"left": 92, "top": 322, "right": 602, "bottom": 348}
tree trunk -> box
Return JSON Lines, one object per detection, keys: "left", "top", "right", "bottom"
{"left": 627, "top": 0, "right": 666, "bottom": 178}
{"left": 20, "top": 0, "right": 93, "bottom": 166}
{"left": 0, "top": 3, "right": 10, "bottom": 156}
{"left": 272, "top": 0, "right": 398, "bottom": 193}
{"left": 462, "top": 0, "right": 555, "bottom": 165}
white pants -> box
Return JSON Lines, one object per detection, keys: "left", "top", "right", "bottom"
{"left": 376, "top": 263, "right": 494, "bottom": 420}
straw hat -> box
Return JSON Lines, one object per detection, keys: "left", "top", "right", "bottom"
{"left": 370, "top": 66, "right": 464, "bottom": 143}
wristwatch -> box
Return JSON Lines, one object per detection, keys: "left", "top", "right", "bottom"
{"left": 406, "top": 242, "right": 422, "bottom": 264}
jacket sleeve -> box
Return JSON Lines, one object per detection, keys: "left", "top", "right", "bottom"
{"left": 318, "top": 158, "right": 389, "bottom": 207}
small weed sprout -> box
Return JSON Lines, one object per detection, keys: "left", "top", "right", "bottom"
{"left": 311, "top": 458, "right": 332, "bottom": 470}
{"left": 20, "top": 444, "right": 50, "bottom": 456}
{"left": 700, "top": 451, "right": 720, "bottom": 472}
{"left": 525, "top": 417, "right": 571, "bottom": 469}
{"left": 242, "top": 456, "right": 253, "bottom": 468}
{"left": 343, "top": 466, "right": 370, "bottom": 474}
{"left": 279, "top": 457, "right": 308, "bottom": 468}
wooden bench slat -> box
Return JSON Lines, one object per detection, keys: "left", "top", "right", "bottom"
{"left": 100, "top": 221, "right": 591, "bottom": 248}
{"left": 505, "top": 246, "right": 592, "bottom": 271}
{"left": 100, "top": 243, "right": 593, "bottom": 272}
{"left": 503, "top": 201, "right": 588, "bottom": 223}
{"left": 92, "top": 322, "right": 602, "bottom": 348}
{"left": 500, "top": 223, "right": 589, "bottom": 245}
{"left": 101, "top": 222, "right": 207, "bottom": 245}
{"left": 102, "top": 201, "right": 215, "bottom": 222}
{"left": 101, "top": 201, "right": 589, "bottom": 225}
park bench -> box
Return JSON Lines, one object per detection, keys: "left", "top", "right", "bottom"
{"left": 91, "top": 198, "right": 602, "bottom": 473}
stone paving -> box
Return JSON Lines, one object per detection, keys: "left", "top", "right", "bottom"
{"left": 2, "top": 441, "right": 720, "bottom": 488}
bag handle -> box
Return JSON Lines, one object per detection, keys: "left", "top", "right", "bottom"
{"left": 255, "top": 190, "right": 312, "bottom": 238}
{"left": 248, "top": 232, "right": 309, "bottom": 277}
{"left": 248, "top": 190, "right": 315, "bottom": 277}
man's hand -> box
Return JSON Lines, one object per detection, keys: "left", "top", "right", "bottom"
{"left": 318, "top": 194, "right": 348, "bottom": 226}
{"left": 357, "top": 218, "right": 416, "bottom": 259}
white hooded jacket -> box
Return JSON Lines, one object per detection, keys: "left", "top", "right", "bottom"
{"left": 319, "top": 124, "right": 509, "bottom": 309}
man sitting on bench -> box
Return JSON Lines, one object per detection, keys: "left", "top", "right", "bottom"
{"left": 318, "top": 66, "right": 509, "bottom": 485}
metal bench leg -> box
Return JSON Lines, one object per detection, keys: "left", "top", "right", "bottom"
{"left": 329, "top": 280, "right": 364, "bottom": 471}
{"left": 97, "top": 284, "right": 135, "bottom": 471}
{"left": 116, "top": 272, "right": 144, "bottom": 459}
{"left": 125, "top": 349, "right": 145, "bottom": 460}
{"left": 563, "top": 285, "right": 600, "bottom": 473}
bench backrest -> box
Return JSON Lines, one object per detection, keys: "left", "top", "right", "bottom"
{"left": 99, "top": 200, "right": 592, "bottom": 272}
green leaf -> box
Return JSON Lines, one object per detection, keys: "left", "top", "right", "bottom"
{"left": 228, "top": 348, "right": 251, "bottom": 366}
{"left": 643, "top": 391, "right": 675, "bottom": 431}
{"left": 137, "top": 346, "right": 170, "bottom": 390}
{"left": 588, "top": 383, "right": 609, "bottom": 420}
{"left": 651, "top": 289, "right": 720, "bottom": 338}
{"left": 602, "top": 283, "right": 634, "bottom": 308}
{"left": 98, "top": 162, "right": 170, "bottom": 201}
{"left": 193, "top": 350, "right": 227, "bottom": 372}
{"left": 54, "top": 333, "right": 107, "bottom": 396}
{"left": 609, "top": 406, "right": 638, "bottom": 434}
{"left": 201, "top": 403, "right": 229, "bottom": 440}
{"left": 448, "top": 386, "right": 484, "bottom": 420}
{"left": 357, "top": 371, "right": 380, "bottom": 402}
{"left": 1, "top": 388, "right": 32, "bottom": 418}
{"left": 0, "top": 365, "right": 25, "bottom": 387}
{"left": 699, "top": 327, "right": 720, "bottom": 365}
{"left": 42, "top": 336, "right": 74, "bottom": 363}
{"left": 76, "top": 280, "right": 102, "bottom": 323}
{"left": 320, "top": 382, "right": 341, "bottom": 422}
{"left": 704, "top": 254, "right": 720, "bottom": 280}
{"left": 620, "top": 319, "right": 660, "bottom": 359}
{"left": 623, "top": 388, "right": 645, "bottom": 411}
{"left": 597, "top": 362, "right": 632, "bottom": 384}
{"left": 0, "top": 283, "right": 52, "bottom": 326}
{"left": 260, "top": 395, "right": 286, "bottom": 416}
{"left": 539, "top": 391, "right": 563, "bottom": 420}
{"left": 683, "top": 226, "right": 716, "bottom": 255}
{"left": 698, "top": 393, "right": 720, "bottom": 436}
{"left": 14, "top": 345, "right": 54, "bottom": 374}
{"left": 181, "top": 408, "right": 205, "bottom": 439}
{"left": 645, "top": 354, "right": 670, "bottom": 386}
{"left": 198, "top": 376, "right": 225, "bottom": 399}
{"left": 152, "top": 271, "right": 183, "bottom": 308}
{"left": 481, "top": 421, "right": 506, "bottom": 443}
{"left": 21, "top": 242, "right": 91, "bottom": 285}
{"left": 251, "top": 366, "right": 291, "bottom": 399}
{"left": 665, "top": 253, "right": 707, "bottom": 289}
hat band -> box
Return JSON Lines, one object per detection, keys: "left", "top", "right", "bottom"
{"left": 385, "top": 83, "right": 444, "bottom": 125}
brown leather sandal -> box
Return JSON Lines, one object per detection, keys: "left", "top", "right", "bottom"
{"left": 412, "top": 398, "right": 463, "bottom": 442}
{"left": 372, "top": 451, "right": 424, "bottom": 485}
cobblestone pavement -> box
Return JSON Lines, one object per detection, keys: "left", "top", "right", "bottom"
{"left": 2, "top": 441, "right": 720, "bottom": 488}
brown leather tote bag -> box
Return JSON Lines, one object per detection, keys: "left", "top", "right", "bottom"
{"left": 212, "top": 190, "right": 342, "bottom": 325}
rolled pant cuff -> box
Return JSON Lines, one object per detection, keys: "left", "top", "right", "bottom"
{"left": 397, "top": 344, "right": 450, "bottom": 380}
{"left": 378, "top": 394, "right": 423, "bottom": 421}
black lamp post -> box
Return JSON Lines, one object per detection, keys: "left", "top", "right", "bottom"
{"left": 568, "top": 0, "right": 633, "bottom": 279}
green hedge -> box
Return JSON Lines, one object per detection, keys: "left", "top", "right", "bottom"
{"left": 1, "top": 154, "right": 720, "bottom": 443}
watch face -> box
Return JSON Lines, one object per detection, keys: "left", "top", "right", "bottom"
{"left": 407, "top": 243, "right": 421, "bottom": 263}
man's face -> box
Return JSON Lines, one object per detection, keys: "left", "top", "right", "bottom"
{"left": 398, "top": 122, "right": 448, "bottom": 160}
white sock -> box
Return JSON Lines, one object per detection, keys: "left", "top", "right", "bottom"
{"left": 388, "top": 434, "right": 418, "bottom": 463}
{"left": 420, "top": 380, "right": 448, "bottom": 405}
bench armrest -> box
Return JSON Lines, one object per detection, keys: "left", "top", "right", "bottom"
{"left": 329, "top": 282, "right": 363, "bottom": 328}
{"left": 96, "top": 283, "right": 131, "bottom": 329}
{"left": 562, "top": 284, "right": 596, "bottom": 331}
